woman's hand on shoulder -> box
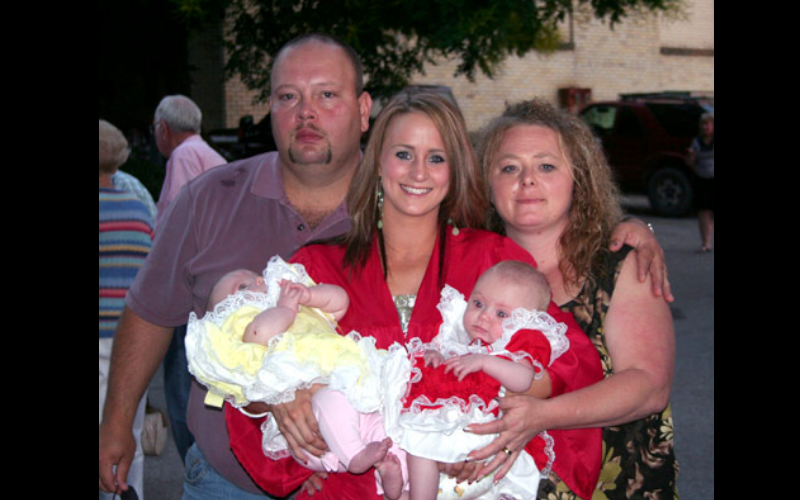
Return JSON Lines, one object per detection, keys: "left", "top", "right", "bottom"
{"left": 609, "top": 218, "right": 674, "bottom": 303}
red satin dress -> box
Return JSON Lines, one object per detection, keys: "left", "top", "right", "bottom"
{"left": 225, "top": 228, "right": 602, "bottom": 500}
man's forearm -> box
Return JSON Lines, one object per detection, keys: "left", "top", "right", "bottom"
{"left": 102, "top": 306, "right": 174, "bottom": 427}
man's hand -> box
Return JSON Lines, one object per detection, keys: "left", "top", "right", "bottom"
{"left": 609, "top": 218, "right": 674, "bottom": 302}
{"left": 299, "top": 472, "right": 328, "bottom": 496}
{"left": 269, "top": 385, "right": 328, "bottom": 462}
{"left": 98, "top": 422, "right": 135, "bottom": 494}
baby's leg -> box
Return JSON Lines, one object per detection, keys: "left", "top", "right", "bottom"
{"left": 407, "top": 455, "right": 440, "bottom": 500}
{"left": 376, "top": 452, "right": 406, "bottom": 500}
{"left": 361, "top": 411, "right": 409, "bottom": 499}
{"left": 312, "top": 387, "right": 386, "bottom": 472}
{"left": 349, "top": 437, "right": 392, "bottom": 474}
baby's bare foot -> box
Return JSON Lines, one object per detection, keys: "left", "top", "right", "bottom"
{"left": 377, "top": 452, "right": 404, "bottom": 500}
{"left": 348, "top": 438, "right": 392, "bottom": 474}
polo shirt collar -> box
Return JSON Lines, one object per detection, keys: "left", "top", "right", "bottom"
{"left": 250, "top": 152, "right": 286, "bottom": 200}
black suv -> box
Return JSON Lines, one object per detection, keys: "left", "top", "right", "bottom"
{"left": 580, "top": 93, "right": 714, "bottom": 216}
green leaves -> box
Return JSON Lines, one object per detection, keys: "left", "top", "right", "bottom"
{"left": 176, "top": 0, "right": 684, "bottom": 100}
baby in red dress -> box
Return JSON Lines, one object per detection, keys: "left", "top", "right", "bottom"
{"left": 381, "top": 260, "right": 573, "bottom": 500}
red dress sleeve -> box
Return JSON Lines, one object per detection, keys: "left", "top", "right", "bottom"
{"left": 501, "top": 328, "right": 552, "bottom": 373}
{"left": 540, "top": 304, "right": 604, "bottom": 500}
{"left": 224, "top": 408, "right": 311, "bottom": 496}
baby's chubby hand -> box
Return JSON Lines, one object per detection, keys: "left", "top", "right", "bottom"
{"left": 443, "top": 354, "right": 486, "bottom": 381}
{"left": 276, "top": 280, "right": 311, "bottom": 311}
{"left": 423, "top": 350, "right": 446, "bottom": 368}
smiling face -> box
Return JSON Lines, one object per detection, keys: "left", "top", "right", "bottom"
{"left": 489, "top": 125, "right": 575, "bottom": 238}
{"left": 379, "top": 111, "right": 451, "bottom": 226}
{"left": 269, "top": 40, "right": 371, "bottom": 170}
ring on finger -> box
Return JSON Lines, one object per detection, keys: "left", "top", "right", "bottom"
{"left": 502, "top": 446, "right": 513, "bottom": 456}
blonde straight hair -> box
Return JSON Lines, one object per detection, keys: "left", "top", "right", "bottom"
{"left": 343, "top": 91, "right": 487, "bottom": 271}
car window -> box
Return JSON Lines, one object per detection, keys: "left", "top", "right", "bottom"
{"left": 645, "top": 103, "right": 702, "bottom": 137}
{"left": 581, "top": 106, "right": 616, "bottom": 136}
{"left": 616, "top": 107, "right": 645, "bottom": 137}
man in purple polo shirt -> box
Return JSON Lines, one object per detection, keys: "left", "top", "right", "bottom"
{"left": 99, "top": 34, "right": 372, "bottom": 498}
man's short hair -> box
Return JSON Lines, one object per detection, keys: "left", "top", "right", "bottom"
{"left": 272, "top": 33, "right": 364, "bottom": 95}
{"left": 155, "top": 95, "right": 203, "bottom": 134}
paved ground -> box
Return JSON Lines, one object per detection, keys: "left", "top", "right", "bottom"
{"left": 141, "top": 196, "right": 714, "bottom": 499}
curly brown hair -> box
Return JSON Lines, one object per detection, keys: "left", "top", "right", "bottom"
{"left": 478, "top": 99, "right": 623, "bottom": 290}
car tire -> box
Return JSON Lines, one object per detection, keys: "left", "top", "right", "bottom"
{"left": 647, "top": 166, "right": 694, "bottom": 217}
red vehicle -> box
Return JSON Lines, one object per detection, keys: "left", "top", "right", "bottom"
{"left": 580, "top": 93, "right": 714, "bottom": 216}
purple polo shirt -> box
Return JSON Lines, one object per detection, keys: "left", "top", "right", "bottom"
{"left": 126, "top": 151, "right": 351, "bottom": 494}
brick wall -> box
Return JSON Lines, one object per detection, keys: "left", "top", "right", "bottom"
{"left": 412, "top": 0, "right": 714, "bottom": 130}
{"left": 192, "top": 0, "right": 713, "bottom": 131}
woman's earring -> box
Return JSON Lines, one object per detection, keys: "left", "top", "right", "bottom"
{"left": 447, "top": 217, "right": 460, "bottom": 236}
{"left": 377, "top": 183, "right": 384, "bottom": 230}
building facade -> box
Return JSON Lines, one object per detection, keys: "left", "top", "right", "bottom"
{"left": 190, "top": 0, "right": 713, "bottom": 132}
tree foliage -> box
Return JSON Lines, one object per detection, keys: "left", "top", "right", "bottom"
{"left": 178, "top": 0, "right": 684, "bottom": 101}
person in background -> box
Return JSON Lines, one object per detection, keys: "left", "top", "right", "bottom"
{"left": 99, "top": 119, "right": 154, "bottom": 499}
{"left": 688, "top": 113, "right": 714, "bottom": 253}
{"left": 152, "top": 94, "right": 226, "bottom": 228}
{"left": 152, "top": 94, "right": 228, "bottom": 462}
{"left": 112, "top": 169, "right": 157, "bottom": 223}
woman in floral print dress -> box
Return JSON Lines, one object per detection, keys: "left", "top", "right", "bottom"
{"left": 468, "top": 99, "right": 678, "bottom": 500}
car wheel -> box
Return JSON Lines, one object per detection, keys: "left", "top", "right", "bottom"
{"left": 647, "top": 166, "right": 693, "bottom": 217}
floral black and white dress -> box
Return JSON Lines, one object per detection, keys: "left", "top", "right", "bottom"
{"left": 538, "top": 246, "right": 679, "bottom": 500}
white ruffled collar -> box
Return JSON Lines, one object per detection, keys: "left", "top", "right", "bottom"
{"left": 430, "top": 285, "right": 569, "bottom": 365}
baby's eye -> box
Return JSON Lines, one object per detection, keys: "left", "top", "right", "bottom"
{"left": 496, "top": 310, "right": 508, "bottom": 318}
{"left": 472, "top": 299, "right": 483, "bottom": 309}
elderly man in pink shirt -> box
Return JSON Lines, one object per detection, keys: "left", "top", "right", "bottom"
{"left": 151, "top": 94, "right": 228, "bottom": 466}
{"left": 153, "top": 95, "right": 226, "bottom": 229}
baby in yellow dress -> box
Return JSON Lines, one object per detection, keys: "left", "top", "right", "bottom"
{"left": 186, "top": 258, "right": 407, "bottom": 499}
{"left": 191, "top": 264, "right": 372, "bottom": 410}
{"left": 210, "top": 268, "right": 349, "bottom": 346}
